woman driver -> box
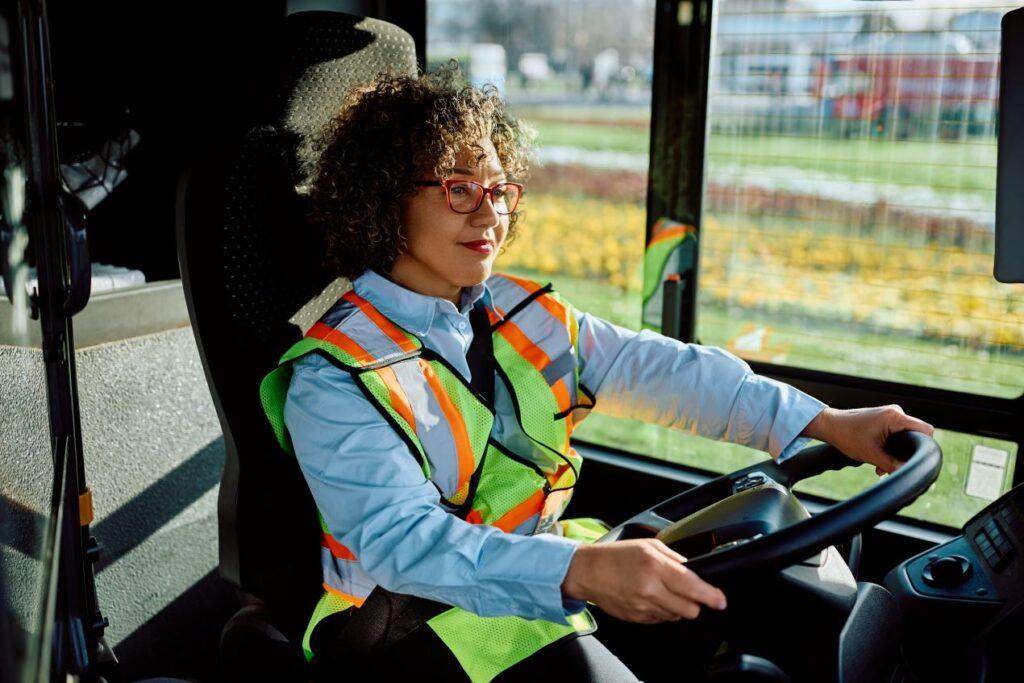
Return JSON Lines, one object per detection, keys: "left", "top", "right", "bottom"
{"left": 262, "top": 64, "right": 934, "bottom": 681}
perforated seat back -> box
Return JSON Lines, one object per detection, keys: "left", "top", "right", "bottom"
{"left": 176, "top": 11, "right": 417, "bottom": 639}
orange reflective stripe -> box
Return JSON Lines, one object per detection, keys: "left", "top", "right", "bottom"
{"left": 342, "top": 290, "right": 418, "bottom": 353}
{"left": 376, "top": 365, "right": 416, "bottom": 435}
{"left": 493, "top": 489, "right": 545, "bottom": 533}
{"left": 321, "top": 533, "right": 357, "bottom": 561}
{"left": 497, "top": 273, "right": 568, "bottom": 325}
{"left": 648, "top": 224, "right": 694, "bottom": 247}
{"left": 551, "top": 376, "right": 571, "bottom": 413}
{"left": 497, "top": 272, "right": 542, "bottom": 295}
{"left": 485, "top": 306, "right": 503, "bottom": 326}
{"left": 307, "top": 322, "right": 375, "bottom": 365}
{"left": 322, "top": 582, "right": 367, "bottom": 607}
{"left": 465, "top": 509, "right": 484, "bottom": 525}
{"left": 496, "top": 319, "right": 550, "bottom": 371}
{"left": 419, "top": 359, "right": 475, "bottom": 496}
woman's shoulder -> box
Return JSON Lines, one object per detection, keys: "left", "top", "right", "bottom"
{"left": 286, "top": 350, "right": 361, "bottom": 401}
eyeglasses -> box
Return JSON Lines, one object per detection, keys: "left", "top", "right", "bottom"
{"left": 414, "top": 178, "right": 523, "bottom": 215}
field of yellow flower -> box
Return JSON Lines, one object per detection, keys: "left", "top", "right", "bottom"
{"left": 509, "top": 192, "right": 1024, "bottom": 350}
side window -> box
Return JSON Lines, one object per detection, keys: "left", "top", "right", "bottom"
{"left": 689, "top": 1, "right": 1021, "bottom": 526}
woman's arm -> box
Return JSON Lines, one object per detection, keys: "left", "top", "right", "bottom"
{"left": 283, "top": 353, "right": 585, "bottom": 624}
{"left": 574, "top": 310, "right": 826, "bottom": 460}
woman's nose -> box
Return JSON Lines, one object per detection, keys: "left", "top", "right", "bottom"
{"left": 472, "top": 193, "right": 501, "bottom": 226}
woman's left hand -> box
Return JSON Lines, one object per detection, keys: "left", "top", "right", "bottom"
{"left": 801, "top": 406, "right": 935, "bottom": 476}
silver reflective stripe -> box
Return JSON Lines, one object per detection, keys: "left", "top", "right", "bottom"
{"left": 322, "top": 296, "right": 416, "bottom": 368}
{"left": 321, "top": 546, "right": 376, "bottom": 601}
{"left": 343, "top": 308, "right": 410, "bottom": 364}
{"left": 541, "top": 350, "right": 577, "bottom": 388}
{"left": 391, "top": 359, "right": 461, "bottom": 500}
{"left": 322, "top": 298, "right": 357, "bottom": 328}
{"left": 509, "top": 512, "right": 541, "bottom": 536}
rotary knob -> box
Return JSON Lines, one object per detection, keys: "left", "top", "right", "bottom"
{"left": 922, "top": 555, "right": 972, "bottom": 588}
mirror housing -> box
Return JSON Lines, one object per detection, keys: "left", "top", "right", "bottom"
{"left": 995, "top": 8, "right": 1024, "bottom": 282}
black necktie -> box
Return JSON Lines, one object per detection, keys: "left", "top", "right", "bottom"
{"left": 465, "top": 301, "right": 495, "bottom": 407}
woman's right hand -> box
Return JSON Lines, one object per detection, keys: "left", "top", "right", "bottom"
{"left": 561, "top": 538, "right": 727, "bottom": 624}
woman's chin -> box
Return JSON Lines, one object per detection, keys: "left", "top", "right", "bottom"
{"left": 454, "top": 260, "right": 495, "bottom": 286}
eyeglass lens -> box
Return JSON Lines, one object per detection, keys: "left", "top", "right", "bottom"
{"left": 449, "top": 181, "right": 521, "bottom": 214}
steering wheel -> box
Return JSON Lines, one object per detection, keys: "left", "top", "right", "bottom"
{"left": 596, "top": 431, "right": 942, "bottom": 583}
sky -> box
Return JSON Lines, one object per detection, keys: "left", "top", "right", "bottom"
{"left": 798, "top": 0, "right": 1018, "bottom": 30}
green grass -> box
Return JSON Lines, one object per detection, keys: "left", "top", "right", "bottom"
{"left": 505, "top": 266, "right": 1018, "bottom": 529}
{"left": 515, "top": 104, "right": 650, "bottom": 125}
{"left": 707, "top": 134, "right": 997, "bottom": 196}
{"left": 529, "top": 119, "right": 651, "bottom": 155}
{"left": 525, "top": 118, "right": 998, "bottom": 196}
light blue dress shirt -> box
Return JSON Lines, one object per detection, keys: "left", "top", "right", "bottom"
{"left": 283, "top": 269, "right": 827, "bottom": 625}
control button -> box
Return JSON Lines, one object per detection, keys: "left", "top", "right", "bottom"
{"left": 733, "top": 474, "right": 766, "bottom": 492}
{"left": 922, "top": 555, "right": 973, "bottom": 588}
{"left": 997, "top": 506, "right": 1024, "bottom": 540}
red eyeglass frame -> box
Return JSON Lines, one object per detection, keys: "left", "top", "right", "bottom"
{"left": 414, "top": 178, "right": 524, "bottom": 215}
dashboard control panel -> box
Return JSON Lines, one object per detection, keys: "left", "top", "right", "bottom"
{"left": 886, "top": 483, "right": 1024, "bottom": 631}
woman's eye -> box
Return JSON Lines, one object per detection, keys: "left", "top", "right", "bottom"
{"left": 450, "top": 185, "right": 469, "bottom": 195}
{"left": 492, "top": 187, "right": 506, "bottom": 199}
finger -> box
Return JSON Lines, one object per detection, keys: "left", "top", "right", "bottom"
{"left": 897, "top": 413, "right": 935, "bottom": 437}
{"left": 874, "top": 450, "right": 903, "bottom": 474}
{"left": 651, "top": 539, "right": 687, "bottom": 564}
{"left": 635, "top": 600, "right": 679, "bottom": 623}
{"left": 663, "top": 565, "right": 728, "bottom": 610}
{"left": 652, "top": 587, "right": 702, "bottom": 620}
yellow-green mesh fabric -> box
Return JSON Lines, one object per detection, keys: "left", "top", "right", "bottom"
{"left": 260, "top": 364, "right": 295, "bottom": 452}
{"left": 302, "top": 590, "right": 356, "bottom": 662}
{"left": 357, "top": 369, "right": 431, "bottom": 479}
{"left": 426, "top": 607, "right": 595, "bottom": 683}
{"left": 492, "top": 334, "right": 569, "bottom": 457}
{"left": 642, "top": 234, "right": 687, "bottom": 304}
{"left": 550, "top": 450, "right": 582, "bottom": 491}
{"left": 472, "top": 444, "right": 547, "bottom": 524}
{"left": 561, "top": 517, "right": 610, "bottom": 544}
{"left": 259, "top": 336, "right": 368, "bottom": 452}
{"left": 427, "top": 360, "right": 494, "bottom": 505}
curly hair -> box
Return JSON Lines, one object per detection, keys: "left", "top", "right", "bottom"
{"left": 307, "top": 62, "right": 534, "bottom": 280}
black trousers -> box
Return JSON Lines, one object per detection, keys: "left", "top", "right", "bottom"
{"left": 310, "top": 603, "right": 718, "bottom": 682}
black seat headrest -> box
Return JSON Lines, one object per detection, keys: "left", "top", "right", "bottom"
{"left": 177, "top": 10, "right": 417, "bottom": 639}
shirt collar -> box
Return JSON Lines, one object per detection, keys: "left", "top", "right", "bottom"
{"left": 352, "top": 269, "right": 494, "bottom": 337}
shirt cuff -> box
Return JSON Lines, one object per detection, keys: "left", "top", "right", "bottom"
{"left": 775, "top": 395, "right": 828, "bottom": 463}
{"left": 527, "top": 534, "right": 585, "bottom": 625}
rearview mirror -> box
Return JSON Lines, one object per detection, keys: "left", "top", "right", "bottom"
{"left": 995, "top": 8, "right": 1024, "bottom": 282}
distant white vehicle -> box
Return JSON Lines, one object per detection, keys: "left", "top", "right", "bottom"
{"left": 518, "top": 52, "right": 552, "bottom": 81}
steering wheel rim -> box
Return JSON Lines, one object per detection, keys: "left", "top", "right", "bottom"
{"left": 597, "top": 430, "right": 942, "bottom": 583}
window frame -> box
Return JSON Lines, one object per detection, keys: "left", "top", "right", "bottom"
{"left": 645, "top": 0, "right": 1024, "bottom": 511}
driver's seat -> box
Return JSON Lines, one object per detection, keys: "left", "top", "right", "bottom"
{"left": 175, "top": 10, "right": 417, "bottom": 679}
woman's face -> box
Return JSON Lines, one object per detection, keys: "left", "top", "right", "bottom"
{"left": 391, "top": 137, "right": 510, "bottom": 302}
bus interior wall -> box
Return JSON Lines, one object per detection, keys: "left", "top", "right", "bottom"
{"left": 48, "top": 1, "right": 287, "bottom": 282}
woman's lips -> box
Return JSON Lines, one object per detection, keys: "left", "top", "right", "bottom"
{"left": 459, "top": 240, "right": 494, "bottom": 254}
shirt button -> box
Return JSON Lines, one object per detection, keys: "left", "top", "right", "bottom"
{"left": 457, "top": 321, "right": 467, "bottom": 330}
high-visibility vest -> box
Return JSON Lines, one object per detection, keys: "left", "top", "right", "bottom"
{"left": 641, "top": 217, "right": 696, "bottom": 331}
{"left": 260, "top": 272, "right": 607, "bottom": 682}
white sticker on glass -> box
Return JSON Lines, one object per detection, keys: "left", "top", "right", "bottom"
{"left": 965, "top": 445, "right": 1009, "bottom": 502}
